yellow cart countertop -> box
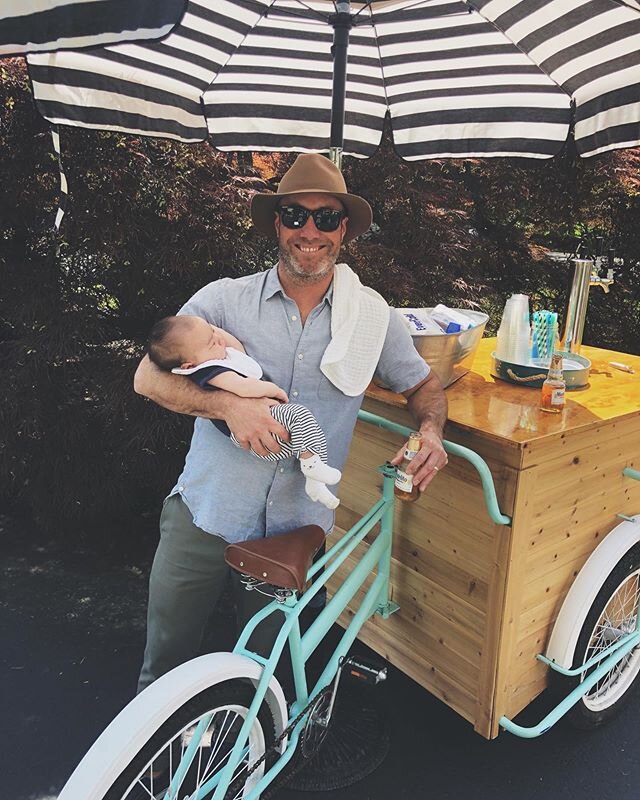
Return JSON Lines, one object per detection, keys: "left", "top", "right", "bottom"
{"left": 366, "top": 337, "right": 640, "bottom": 469}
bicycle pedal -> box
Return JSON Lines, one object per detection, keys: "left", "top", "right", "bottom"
{"left": 342, "top": 656, "right": 388, "bottom": 686}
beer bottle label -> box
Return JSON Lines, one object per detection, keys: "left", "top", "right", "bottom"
{"left": 551, "top": 388, "right": 565, "bottom": 405}
{"left": 395, "top": 468, "right": 414, "bottom": 493}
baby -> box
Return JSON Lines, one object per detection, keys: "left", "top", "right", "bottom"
{"left": 147, "top": 315, "right": 342, "bottom": 510}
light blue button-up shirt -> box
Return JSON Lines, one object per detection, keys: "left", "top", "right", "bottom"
{"left": 170, "top": 267, "right": 430, "bottom": 542}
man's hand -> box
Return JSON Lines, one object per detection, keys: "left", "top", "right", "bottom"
{"left": 390, "top": 371, "right": 449, "bottom": 493}
{"left": 390, "top": 426, "right": 448, "bottom": 492}
{"left": 224, "top": 396, "right": 290, "bottom": 457}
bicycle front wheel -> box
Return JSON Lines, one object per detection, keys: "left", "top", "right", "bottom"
{"left": 103, "top": 679, "right": 277, "bottom": 800}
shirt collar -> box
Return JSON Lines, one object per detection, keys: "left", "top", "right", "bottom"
{"left": 264, "top": 265, "right": 284, "bottom": 300}
{"left": 264, "top": 265, "right": 334, "bottom": 307}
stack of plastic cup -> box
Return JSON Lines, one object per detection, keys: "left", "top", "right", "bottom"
{"left": 495, "top": 294, "right": 531, "bottom": 364}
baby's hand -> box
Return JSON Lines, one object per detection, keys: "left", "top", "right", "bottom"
{"left": 263, "top": 382, "right": 288, "bottom": 403}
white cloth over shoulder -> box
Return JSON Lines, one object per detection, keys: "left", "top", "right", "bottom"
{"left": 171, "top": 348, "right": 263, "bottom": 379}
{"left": 320, "top": 263, "right": 390, "bottom": 397}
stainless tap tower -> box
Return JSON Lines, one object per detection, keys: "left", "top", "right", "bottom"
{"left": 560, "top": 259, "right": 595, "bottom": 354}
{"left": 560, "top": 247, "right": 615, "bottom": 354}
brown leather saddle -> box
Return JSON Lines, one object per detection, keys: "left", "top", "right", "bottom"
{"left": 224, "top": 524, "right": 325, "bottom": 593}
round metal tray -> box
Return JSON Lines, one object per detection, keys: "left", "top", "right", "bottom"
{"left": 490, "top": 351, "right": 591, "bottom": 389}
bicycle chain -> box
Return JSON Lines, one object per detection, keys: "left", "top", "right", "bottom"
{"left": 236, "top": 684, "right": 333, "bottom": 800}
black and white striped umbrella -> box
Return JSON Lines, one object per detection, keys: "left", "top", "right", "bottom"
{"left": 0, "top": 0, "right": 186, "bottom": 56}
{"left": 20, "top": 0, "right": 640, "bottom": 160}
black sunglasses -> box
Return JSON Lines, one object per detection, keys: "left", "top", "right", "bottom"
{"left": 278, "top": 204, "right": 345, "bottom": 232}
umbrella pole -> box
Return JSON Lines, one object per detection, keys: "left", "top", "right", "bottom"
{"left": 329, "top": 2, "right": 354, "bottom": 171}
{"left": 328, "top": 147, "right": 343, "bottom": 170}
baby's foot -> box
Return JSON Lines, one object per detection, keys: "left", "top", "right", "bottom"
{"left": 300, "top": 453, "right": 341, "bottom": 485}
{"left": 305, "top": 478, "right": 340, "bottom": 510}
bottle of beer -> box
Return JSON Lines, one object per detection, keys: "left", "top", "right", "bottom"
{"left": 540, "top": 353, "right": 566, "bottom": 413}
{"left": 394, "top": 431, "right": 423, "bottom": 502}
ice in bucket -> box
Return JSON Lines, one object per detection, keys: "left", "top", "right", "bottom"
{"left": 496, "top": 294, "right": 531, "bottom": 365}
{"left": 399, "top": 308, "right": 445, "bottom": 335}
{"left": 430, "top": 304, "right": 476, "bottom": 333}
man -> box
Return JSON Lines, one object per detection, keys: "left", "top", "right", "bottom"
{"left": 133, "top": 154, "right": 448, "bottom": 694}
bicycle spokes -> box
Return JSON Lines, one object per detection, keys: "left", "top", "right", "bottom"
{"left": 125, "top": 706, "right": 263, "bottom": 800}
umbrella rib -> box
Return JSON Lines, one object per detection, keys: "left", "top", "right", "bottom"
{"left": 612, "top": 0, "right": 640, "bottom": 12}
{"left": 203, "top": 0, "right": 332, "bottom": 99}
{"left": 360, "top": 3, "right": 390, "bottom": 115}
{"left": 202, "top": 0, "right": 276, "bottom": 94}
{"left": 463, "top": 1, "right": 568, "bottom": 99}
{"left": 267, "top": 0, "right": 331, "bottom": 23}
{"left": 352, "top": 1, "right": 374, "bottom": 22}
{"left": 372, "top": 0, "right": 474, "bottom": 19}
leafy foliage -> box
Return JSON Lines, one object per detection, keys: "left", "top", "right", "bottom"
{"left": 0, "top": 59, "right": 276, "bottom": 533}
{"left": 1, "top": 58, "right": 639, "bottom": 536}
{"left": 345, "top": 132, "right": 640, "bottom": 351}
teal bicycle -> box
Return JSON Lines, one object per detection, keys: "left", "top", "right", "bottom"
{"left": 57, "top": 411, "right": 640, "bottom": 800}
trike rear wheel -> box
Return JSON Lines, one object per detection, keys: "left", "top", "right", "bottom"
{"left": 566, "top": 546, "right": 640, "bottom": 729}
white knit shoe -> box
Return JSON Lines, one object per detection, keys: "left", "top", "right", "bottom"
{"left": 300, "top": 453, "right": 342, "bottom": 485}
{"left": 305, "top": 478, "right": 340, "bottom": 510}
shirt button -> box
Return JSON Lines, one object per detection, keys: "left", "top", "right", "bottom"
{"left": 291, "top": 315, "right": 297, "bottom": 321}
{"left": 178, "top": 485, "right": 185, "bottom": 491}
{"left": 292, "top": 390, "right": 299, "bottom": 397}
{"left": 279, "top": 467, "right": 285, "bottom": 473}
{"left": 298, "top": 353, "right": 304, "bottom": 360}
{"left": 268, "top": 500, "right": 273, "bottom": 506}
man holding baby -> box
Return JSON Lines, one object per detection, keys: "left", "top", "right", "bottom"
{"left": 133, "top": 153, "right": 448, "bottom": 693}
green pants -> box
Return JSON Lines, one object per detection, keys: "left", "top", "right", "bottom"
{"left": 137, "top": 494, "right": 282, "bottom": 694}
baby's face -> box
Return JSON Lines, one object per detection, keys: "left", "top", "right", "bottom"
{"left": 182, "top": 318, "right": 227, "bottom": 366}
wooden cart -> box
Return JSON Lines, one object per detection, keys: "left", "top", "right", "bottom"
{"left": 328, "top": 337, "right": 640, "bottom": 739}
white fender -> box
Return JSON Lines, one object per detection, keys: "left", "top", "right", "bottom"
{"left": 545, "top": 514, "right": 640, "bottom": 669}
{"left": 58, "top": 652, "right": 288, "bottom": 800}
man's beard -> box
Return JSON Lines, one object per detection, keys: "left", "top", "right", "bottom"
{"left": 278, "top": 241, "right": 338, "bottom": 285}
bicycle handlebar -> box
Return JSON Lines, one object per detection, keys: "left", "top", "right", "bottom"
{"left": 357, "top": 409, "right": 512, "bottom": 526}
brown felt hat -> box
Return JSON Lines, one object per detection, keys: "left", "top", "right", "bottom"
{"left": 251, "top": 154, "right": 372, "bottom": 243}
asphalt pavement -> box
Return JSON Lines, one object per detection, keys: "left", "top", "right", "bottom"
{"left": 1, "top": 514, "right": 638, "bottom": 800}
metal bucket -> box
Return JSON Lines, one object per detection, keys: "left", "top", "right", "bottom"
{"left": 400, "top": 308, "right": 489, "bottom": 388}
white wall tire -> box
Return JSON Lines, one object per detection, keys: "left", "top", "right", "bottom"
{"left": 58, "top": 653, "right": 288, "bottom": 800}
{"left": 104, "top": 679, "right": 276, "bottom": 799}
{"left": 563, "top": 545, "right": 640, "bottom": 729}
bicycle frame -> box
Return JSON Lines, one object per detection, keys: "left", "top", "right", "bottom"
{"left": 193, "top": 410, "right": 510, "bottom": 800}
{"left": 176, "top": 461, "right": 395, "bottom": 800}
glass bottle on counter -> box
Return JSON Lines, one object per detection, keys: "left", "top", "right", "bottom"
{"left": 540, "top": 353, "right": 566, "bottom": 413}
{"left": 394, "top": 431, "right": 423, "bottom": 502}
